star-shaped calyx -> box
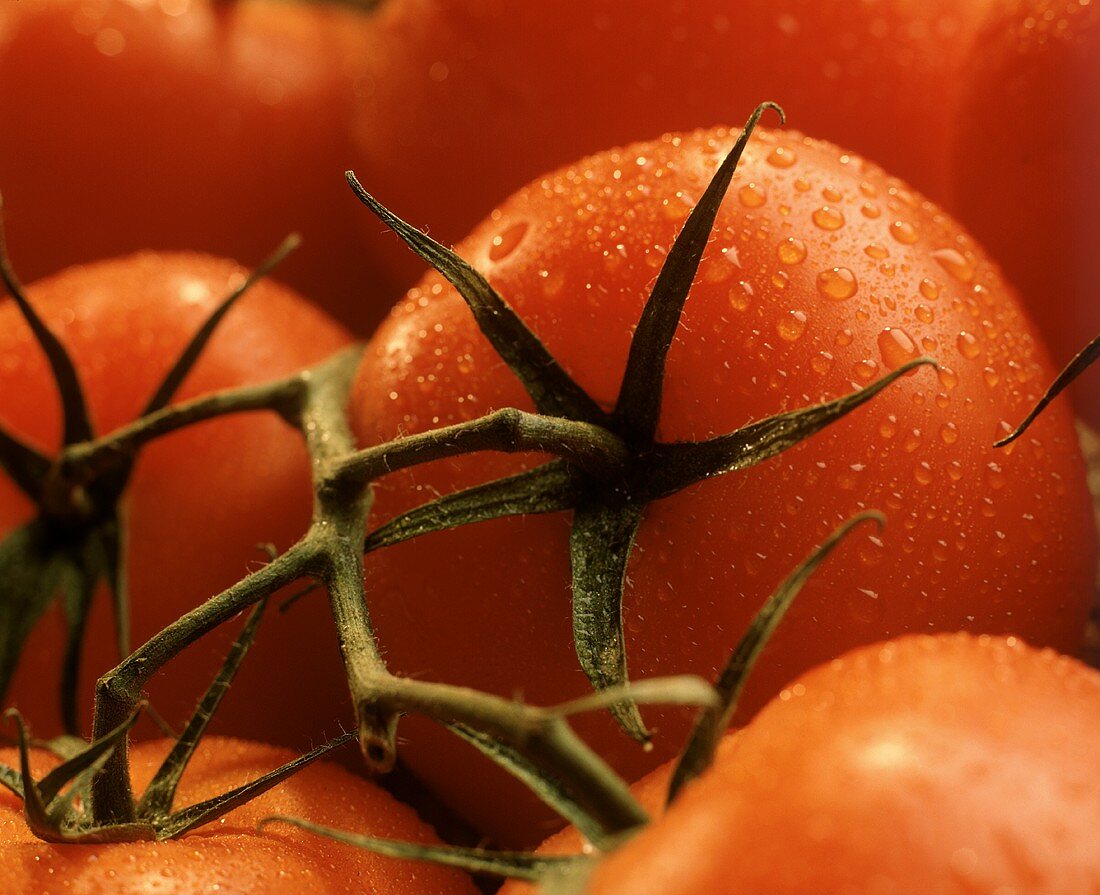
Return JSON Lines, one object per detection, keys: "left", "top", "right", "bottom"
{"left": 346, "top": 103, "right": 936, "bottom": 741}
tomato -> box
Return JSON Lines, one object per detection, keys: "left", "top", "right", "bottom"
{"left": 500, "top": 633, "right": 1100, "bottom": 895}
{"left": 353, "top": 0, "right": 994, "bottom": 291}
{"left": 0, "top": 735, "right": 478, "bottom": 895}
{"left": 0, "top": 0, "right": 387, "bottom": 330}
{"left": 0, "top": 252, "right": 353, "bottom": 747}
{"left": 351, "top": 125, "right": 1096, "bottom": 845}
{"left": 950, "top": 0, "right": 1100, "bottom": 424}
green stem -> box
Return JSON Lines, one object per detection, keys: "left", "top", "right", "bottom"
{"left": 330, "top": 407, "right": 627, "bottom": 494}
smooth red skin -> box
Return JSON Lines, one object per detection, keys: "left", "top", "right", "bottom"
{"left": 0, "top": 253, "right": 353, "bottom": 748}
{"left": 501, "top": 634, "right": 1100, "bottom": 895}
{"left": 354, "top": 0, "right": 994, "bottom": 291}
{"left": 951, "top": 0, "right": 1100, "bottom": 424}
{"left": 0, "top": 736, "right": 478, "bottom": 895}
{"left": 352, "top": 126, "right": 1096, "bottom": 846}
{"left": 0, "top": 0, "right": 390, "bottom": 331}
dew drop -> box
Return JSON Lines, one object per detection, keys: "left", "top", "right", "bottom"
{"left": 728, "top": 283, "right": 751, "bottom": 311}
{"left": 983, "top": 366, "right": 1000, "bottom": 387}
{"left": 777, "top": 309, "right": 808, "bottom": 341}
{"left": 861, "top": 202, "right": 882, "bottom": 219}
{"left": 771, "top": 270, "right": 790, "bottom": 290}
{"left": 919, "top": 277, "right": 940, "bottom": 300}
{"left": 956, "top": 331, "right": 981, "bottom": 359}
{"left": 852, "top": 359, "right": 879, "bottom": 381}
{"left": 811, "top": 351, "right": 834, "bottom": 375}
{"left": 812, "top": 206, "right": 845, "bottom": 231}
{"left": 822, "top": 186, "right": 842, "bottom": 202}
{"left": 889, "top": 220, "right": 919, "bottom": 244}
{"left": 914, "top": 304, "right": 935, "bottom": 324}
{"left": 835, "top": 328, "right": 854, "bottom": 347}
{"left": 488, "top": 221, "right": 530, "bottom": 261}
{"left": 767, "top": 146, "right": 797, "bottom": 168}
{"left": 817, "top": 267, "right": 858, "bottom": 301}
{"left": 864, "top": 243, "right": 889, "bottom": 260}
{"left": 939, "top": 422, "right": 959, "bottom": 444}
{"left": 879, "top": 415, "right": 897, "bottom": 438}
{"left": 738, "top": 183, "right": 767, "bottom": 207}
{"left": 778, "top": 237, "right": 808, "bottom": 265}
{"left": 914, "top": 462, "right": 933, "bottom": 485}
{"left": 937, "top": 365, "right": 958, "bottom": 390}
{"left": 932, "top": 248, "right": 975, "bottom": 282}
{"left": 876, "top": 327, "right": 918, "bottom": 369}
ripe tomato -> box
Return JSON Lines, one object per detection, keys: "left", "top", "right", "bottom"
{"left": 0, "top": 0, "right": 387, "bottom": 330}
{"left": 0, "top": 735, "right": 479, "bottom": 895}
{"left": 354, "top": 0, "right": 994, "bottom": 290}
{"left": 951, "top": 0, "right": 1100, "bottom": 423}
{"left": 0, "top": 252, "right": 352, "bottom": 747}
{"left": 501, "top": 634, "right": 1100, "bottom": 895}
{"left": 351, "top": 126, "right": 1096, "bottom": 845}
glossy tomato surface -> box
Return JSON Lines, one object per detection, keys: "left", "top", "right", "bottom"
{"left": 952, "top": 0, "right": 1100, "bottom": 423}
{"left": 0, "top": 736, "right": 478, "bottom": 895}
{"left": 354, "top": 0, "right": 994, "bottom": 290}
{"left": 502, "top": 634, "right": 1100, "bottom": 895}
{"left": 352, "top": 126, "right": 1096, "bottom": 845}
{"left": 0, "top": 0, "right": 386, "bottom": 330}
{"left": 0, "top": 253, "right": 352, "bottom": 747}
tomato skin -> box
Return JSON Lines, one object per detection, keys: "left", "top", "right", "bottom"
{"left": 951, "top": 0, "right": 1100, "bottom": 424}
{"left": 501, "top": 634, "right": 1100, "bottom": 895}
{"left": 354, "top": 0, "right": 993, "bottom": 290}
{"left": 0, "top": 252, "right": 352, "bottom": 747}
{"left": 351, "top": 126, "right": 1096, "bottom": 845}
{"left": 0, "top": 0, "right": 388, "bottom": 330}
{"left": 0, "top": 736, "right": 479, "bottom": 895}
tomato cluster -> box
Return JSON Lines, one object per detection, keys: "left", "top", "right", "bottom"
{"left": 0, "top": 0, "right": 1096, "bottom": 893}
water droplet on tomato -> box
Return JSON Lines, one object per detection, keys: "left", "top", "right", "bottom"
{"left": 777, "top": 309, "right": 808, "bottom": 341}
{"left": 864, "top": 243, "right": 889, "bottom": 260}
{"left": 877, "top": 327, "right": 918, "bottom": 369}
{"left": 771, "top": 270, "right": 790, "bottom": 290}
{"left": 852, "top": 359, "right": 879, "bottom": 381}
{"left": 932, "top": 248, "right": 975, "bottom": 282}
{"left": 488, "top": 222, "right": 530, "bottom": 262}
{"left": 956, "top": 331, "right": 981, "bottom": 359}
{"left": 939, "top": 422, "right": 959, "bottom": 444}
{"left": 738, "top": 183, "right": 767, "bottom": 207}
{"left": 889, "top": 221, "right": 918, "bottom": 244}
{"left": 812, "top": 206, "right": 845, "bottom": 231}
{"left": 817, "top": 267, "right": 858, "bottom": 301}
{"left": 914, "top": 305, "right": 934, "bottom": 324}
{"left": 811, "top": 351, "right": 834, "bottom": 375}
{"left": 778, "top": 238, "right": 807, "bottom": 265}
{"left": 767, "top": 146, "right": 797, "bottom": 168}
{"left": 861, "top": 201, "right": 882, "bottom": 219}
{"left": 919, "top": 278, "right": 940, "bottom": 300}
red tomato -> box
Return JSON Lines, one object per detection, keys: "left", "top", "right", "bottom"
{"left": 351, "top": 126, "right": 1096, "bottom": 845}
{"left": 501, "top": 634, "right": 1100, "bottom": 895}
{"left": 0, "top": 252, "right": 352, "bottom": 747}
{"left": 0, "top": 0, "right": 388, "bottom": 330}
{"left": 354, "top": 0, "right": 994, "bottom": 290}
{"left": 951, "top": 0, "right": 1100, "bottom": 424}
{"left": 0, "top": 735, "right": 478, "bottom": 895}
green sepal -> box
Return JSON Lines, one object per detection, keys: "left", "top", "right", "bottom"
{"left": 258, "top": 815, "right": 593, "bottom": 883}
{"left": 156, "top": 732, "right": 354, "bottom": 840}
{"left": 0, "top": 520, "right": 80, "bottom": 712}
{"left": 613, "top": 102, "right": 784, "bottom": 445}
{"left": 443, "top": 720, "right": 614, "bottom": 850}
{"left": 997, "top": 331, "right": 1100, "bottom": 447}
{"left": 645, "top": 357, "right": 936, "bottom": 498}
{"left": 666, "top": 512, "right": 884, "bottom": 803}
{"left": 345, "top": 172, "right": 606, "bottom": 425}
{"left": 568, "top": 500, "right": 648, "bottom": 743}
{"left": 364, "top": 461, "right": 578, "bottom": 553}
{"left": 0, "top": 206, "right": 93, "bottom": 446}
{"left": 137, "top": 601, "right": 267, "bottom": 819}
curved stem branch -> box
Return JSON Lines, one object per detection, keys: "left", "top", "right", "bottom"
{"left": 330, "top": 407, "right": 627, "bottom": 494}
